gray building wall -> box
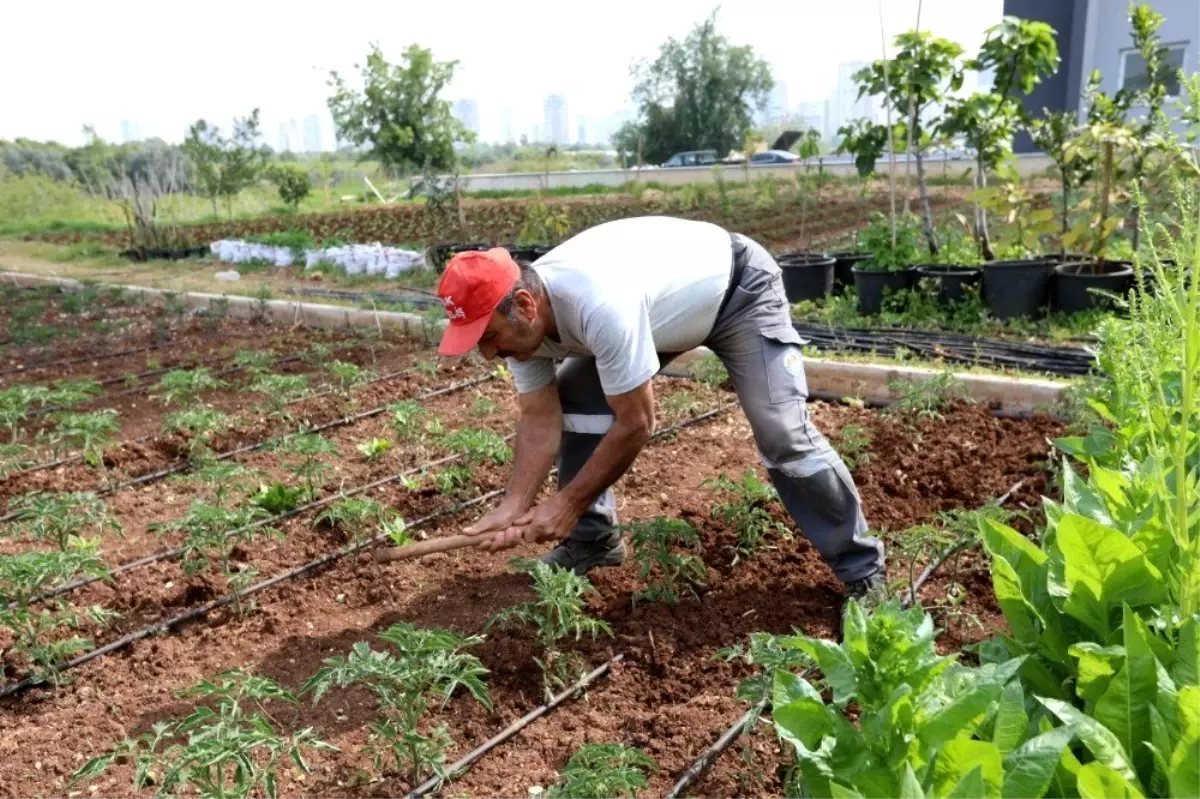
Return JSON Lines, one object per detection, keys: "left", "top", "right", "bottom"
{"left": 1080, "top": 0, "right": 1198, "bottom": 119}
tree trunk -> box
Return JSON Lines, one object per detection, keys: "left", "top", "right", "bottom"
{"left": 975, "top": 155, "right": 995, "bottom": 261}
{"left": 1060, "top": 168, "right": 1070, "bottom": 257}
{"left": 915, "top": 149, "right": 938, "bottom": 254}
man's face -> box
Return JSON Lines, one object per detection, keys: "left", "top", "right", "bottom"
{"left": 475, "top": 290, "right": 545, "bottom": 361}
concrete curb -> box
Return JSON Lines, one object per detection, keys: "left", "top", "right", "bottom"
{"left": 664, "top": 348, "right": 1068, "bottom": 416}
{"left": 5, "top": 270, "right": 1069, "bottom": 415}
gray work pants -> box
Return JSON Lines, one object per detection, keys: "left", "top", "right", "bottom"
{"left": 552, "top": 233, "right": 885, "bottom": 585}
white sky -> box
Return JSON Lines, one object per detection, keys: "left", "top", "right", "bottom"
{"left": 1, "top": 0, "right": 1003, "bottom": 148}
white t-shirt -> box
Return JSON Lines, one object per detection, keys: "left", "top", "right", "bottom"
{"left": 507, "top": 216, "right": 732, "bottom": 396}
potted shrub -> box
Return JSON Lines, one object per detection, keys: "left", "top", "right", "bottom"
{"left": 971, "top": 166, "right": 1059, "bottom": 319}
{"left": 1055, "top": 122, "right": 1137, "bottom": 312}
{"left": 851, "top": 213, "right": 922, "bottom": 315}
{"left": 776, "top": 251, "right": 838, "bottom": 302}
{"left": 915, "top": 219, "right": 984, "bottom": 304}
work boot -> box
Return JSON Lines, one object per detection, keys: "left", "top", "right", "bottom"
{"left": 537, "top": 534, "right": 625, "bottom": 576}
{"left": 839, "top": 571, "right": 888, "bottom": 632}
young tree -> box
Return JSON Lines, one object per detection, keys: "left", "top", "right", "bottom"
{"left": 938, "top": 17, "right": 1059, "bottom": 259}
{"left": 1124, "top": 3, "right": 1174, "bottom": 250}
{"left": 266, "top": 163, "right": 312, "bottom": 209}
{"left": 623, "top": 11, "right": 774, "bottom": 165}
{"left": 181, "top": 109, "right": 270, "bottom": 216}
{"left": 853, "top": 31, "right": 964, "bottom": 254}
{"left": 327, "top": 44, "right": 471, "bottom": 176}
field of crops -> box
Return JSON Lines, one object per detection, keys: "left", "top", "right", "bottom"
{"left": 0, "top": 283, "right": 1078, "bottom": 797}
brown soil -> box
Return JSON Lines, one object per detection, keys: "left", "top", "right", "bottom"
{"left": 0, "top": 373, "right": 1062, "bottom": 799}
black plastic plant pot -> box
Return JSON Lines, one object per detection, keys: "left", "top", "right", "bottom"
{"left": 1053, "top": 260, "right": 1134, "bottom": 313}
{"left": 981, "top": 259, "right": 1055, "bottom": 320}
{"left": 831, "top": 251, "right": 872, "bottom": 295}
{"left": 852, "top": 266, "right": 914, "bottom": 315}
{"left": 778, "top": 253, "right": 837, "bottom": 302}
{"left": 915, "top": 264, "right": 982, "bottom": 304}
{"left": 431, "top": 241, "right": 491, "bottom": 272}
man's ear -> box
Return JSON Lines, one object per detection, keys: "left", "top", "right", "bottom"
{"left": 513, "top": 288, "right": 538, "bottom": 321}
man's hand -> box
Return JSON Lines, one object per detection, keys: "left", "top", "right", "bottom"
{"left": 476, "top": 495, "right": 583, "bottom": 553}
{"left": 463, "top": 501, "right": 528, "bottom": 538}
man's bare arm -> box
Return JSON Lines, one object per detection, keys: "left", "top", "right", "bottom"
{"left": 505, "top": 382, "right": 562, "bottom": 510}
{"left": 557, "top": 379, "right": 655, "bottom": 514}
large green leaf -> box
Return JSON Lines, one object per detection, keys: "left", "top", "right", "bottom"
{"left": 900, "top": 764, "right": 926, "bottom": 799}
{"left": 797, "top": 637, "right": 858, "bottom": 707}
{"left": 1062, "top": 461, "right": 1115, "bottom": 527}
{"left": 920, "top": 679, "right": 1006, "bottom": 750}
{"left": 932, "top": 740, "right": 1003, "bottom": 799}
{"left": 1171, "top": 616, "right": 1198, "bottom": 688}
{"left": 831, "top": 783, "right": 866, "bottom": 799}
{"left": 1056, "top": 514, "right": 1166, "bottom": 636}
{"left": 1069, "top": 643, "right": 1125, "bottom": 702}
{"left": 991, "top": 555, "right": 1042, "bottom": 643}
{"left": 1148, "top": 706, "right": 1173, "bottom": 798}
{"left": 949, "top": 767, "right": 988, "bottom": 799}
{"left": 774, "top": 668, "right": 823, "bottom": 709}
{"left": 774, "top": 692, "right": 834, "bottom": 753}
{"left": 993, "top": 680, "right": 1029, "bottom": 757}
{"left": 1039, "top": 697, "right": 1143, "bottom": 791}
{"left": 1169, "top": 686, "right": 1200, "bottom": 798}
{"left": 1077, "top": 763, "right": 1145, "bottom": 798}
{"left": 1002, "top": 725, "right": 1075, "bottom": 799}
{"left": 1092, "top": 607, "right": 1158, "bottom": 785}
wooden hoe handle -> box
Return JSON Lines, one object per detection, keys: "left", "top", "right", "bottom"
{"left": 372, "top": 533, "right": 490, "bottom": 563}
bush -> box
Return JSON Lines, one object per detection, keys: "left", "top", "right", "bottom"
{"left": 267, "top": 164, "right": 312, "bottom": 209}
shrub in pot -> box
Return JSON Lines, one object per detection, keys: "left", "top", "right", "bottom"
{"left": 914, "top": 225, "right": 983, "bottom": 304}
{"left": 831, "top": 251, "right": 872, "bottom": 294}
{"left": 777, "top": 251, "right": 837, "bottom": 302}
{"left": 851, "top": 213, "right": 922, "bottom": 315}
{"left": 972, "top": 170, "right": 1059, "bottom": 319}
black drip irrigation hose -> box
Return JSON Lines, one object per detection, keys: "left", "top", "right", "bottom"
{"left": 0, "top": 327, "right": 243, "bottom": 380}
{"left": 405, "top": 655, "right": 625, "bottom": 799}
{"left": 0, "top": 403, "right": 727, "bottom": 699}
{"left": 0, "top": 371, "right": 491, "bottom": 523}
{"left": 665, "top": 474, "right": 1031, "bottom": 798}
{"left": 792, "top": 322, "right": 1095, "bottom": 377}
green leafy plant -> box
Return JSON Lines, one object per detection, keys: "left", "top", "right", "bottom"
{"left": 545, "top": 744, "right": 658, "bottom": 799}
{"left": 267, "top": 163, "right": 312, "bottom": 209}
{"left": 0, "top": 538, "right": 116, "bottom": 687}
{"left": 301, "top": 341, "right": 334, "bottom": 366}
{"left": 855, "top": 211, "right": 924, "bottom": 272}
{"left": 0, "top": 443, "right": 33, "bottom": 479}
{"left": 314, "top": 496, "right": 395, "bottom": 546}
{"left": 768, "top": 600, "right": 1060, "bottom": 799}
{"left": 232, "top": 349, "right": 277, "bottom": 375}
{"left": 73, "top": 670, "right": 335, "bottom": 798}
{"left": 660, "top": 389, "right": 703, "bottom": 424}
{"left": 518, "top": 194, "right": 571, "bottom": 245}
{"left": 176, "top": 461, "right": 262, "bottom": 509}
{"left": 439, "top": 427, "right": 512, "bottom": 465}
{"left": 50, "top": 409, "right": 119, "bottom": 477}
{"left": 702, "top": 469, "right": 789, "bottom": 563}
{"left": 303, "top": 623, "right": 491, "bottom": 784}
{"left": 487, "top": 559, "right": 612, "bottom": 700}
{"left": 431, "top": 464, "right": 472, "bottom": 496}
{"left": 887, "top": 372, "right": 971, "bottom": 419}
{"left": 251, "top": 481, "right": 307, "bottom": 514}
{"left": 248, "top": 373, "right": 311, "bottom": 416}
{"left": 388, "top": 400, "right": 428, "bottom": 440}
{"left": 277, "top": 433, "right": 339, "bottom": 496}
{"left": 834, "top": 424, "right": 873, "bottom": 471}
{"left": 688, "top": 354, "right": 729, "bottom": 394}
{"left": 624, "top": 517, "right": 706, "bottom": 606}
{"left": 162, "top": 407, "right": 230, "bottom": 461}
{"left": 326, "top": 360, "right": 375, "bottom": 400}
{"left": 154, "top": 367, "right": 226, "bottom": 408}
{"left": 356, "top": 436, "right": 394, "bottom": 462}
{"left": 0, "top": 385, "right": 50, "bottom": 441}
{"left": 468, "top": 394, "right": 497, "bottom": 417}
{"left": 45, "top": 378, "right": 102, "bottom": 410}
{"left": 10, "top": 491, "right": 120, "bottom": 551}
{"left": 152, "top": 501, "right": 275, "bottom": 616}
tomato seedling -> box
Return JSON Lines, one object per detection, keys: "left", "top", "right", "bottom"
{"left": 10, "top": 491, "right": 121, "bottom": 551}
{"left": 702, "top": 469, "right": 790, "bottom": 563}
{"left": 624, "top": 517, "right": 706, "bottom": 606}
{"left": 546, "top": 743, "right": 658, "bottom": 799}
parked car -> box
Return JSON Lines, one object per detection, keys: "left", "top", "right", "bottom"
{"left": 662, "top": 150, "right": 720, "bottom": 168}
{"left": 750, "top": 150, "right": 801, "bottom": 165}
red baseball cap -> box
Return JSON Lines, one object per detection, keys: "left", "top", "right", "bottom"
{"left": 436, "top": 248, "right": 520, "bottom": 356}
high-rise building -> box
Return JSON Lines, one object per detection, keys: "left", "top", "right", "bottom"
{"left": 543, "top": 94, "right": 568, "bottom": 146}
{"left": 120, "top": 119, "right": 140, "bottom": 143}
{"left": 277, "top": 122, "right": 291, "bottom": 153}
{"left": 453, "top": 99, "right": 480, "bottom": 135}
{"left": 502, "top": 106, "right": 516, "bottom": 144}
{"left": 795, "top": 100, "right": 826, "bottom": 137}
{"left": 577, "top": 116, "right": 588, "bottom": 146}
{"left": 303, "top": 114, "right": 322, "bottom": 153}
{"left": 825, "top": 61, "right": 879, "bottom": 141}
{"left": 762, "top": 81, "right": 789, "bottom": 124}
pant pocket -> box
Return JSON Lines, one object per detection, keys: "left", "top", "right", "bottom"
{"left": 760, "top": 325, "right": 809, "bottom": 403}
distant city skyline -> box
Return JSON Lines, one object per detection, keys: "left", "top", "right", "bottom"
{"left": 4, "top": 1, "right": 1003, "bottom": 149}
